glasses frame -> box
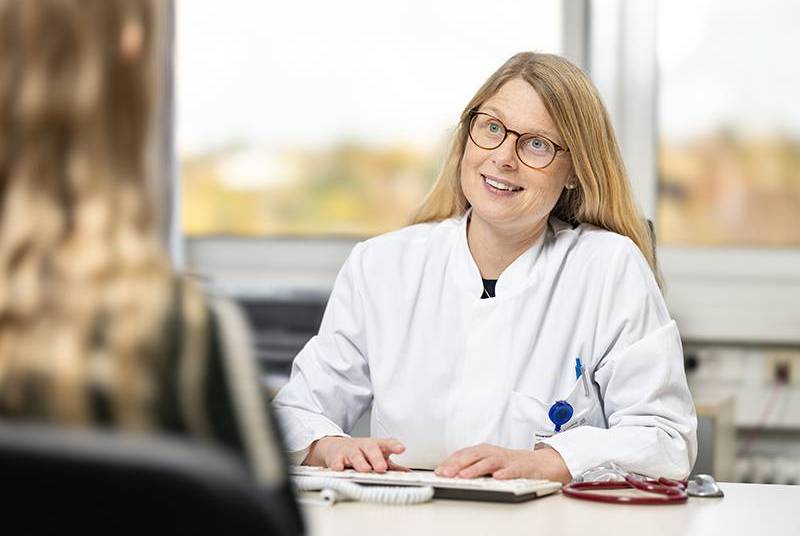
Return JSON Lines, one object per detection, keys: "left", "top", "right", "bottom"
{"left": 467, "top": 109, "right": 569, "bottom": 170}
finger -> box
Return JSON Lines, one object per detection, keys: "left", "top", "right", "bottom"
{"left": 436, "top": 446, "right": 486, "bottom": 477}
{"left": 361, "top": 442, "right": 388, "bottom": 472}
{"left": 493, "top": 466, "right": 521, "bottom": 480}
{"left": 375, "top": 439, "right": 406, "bottom": 455}
{"left": 494, "top": 449, "right": 543, "bottom": 480}
{"left": 458, "top": 457, "right": 503, "bottom": 479}
{"left": 437, "top": 447, "right": 486, "bottom": 476}
{"left": 387, "top": 459, "right": 411, "bottom": 472}
{"left": 346, "top": 449, "right": 373, "bottom": 472}
{"left": 328, "top": 452, "right": 347, "bottom": 471}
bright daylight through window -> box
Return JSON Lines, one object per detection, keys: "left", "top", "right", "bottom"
{"left": 657, "top": 0, "right": 800, "bottom": 247}
{"left": 177, "top": 0, "right": 563, "bottom": 237}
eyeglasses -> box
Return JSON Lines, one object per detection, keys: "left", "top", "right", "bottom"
{"left": 467, "top": 110, "right": 568, "bottom": 170}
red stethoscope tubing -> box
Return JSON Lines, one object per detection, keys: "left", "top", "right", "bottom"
{"left": 562, "top": 475, "right": 689, "bottom": 505}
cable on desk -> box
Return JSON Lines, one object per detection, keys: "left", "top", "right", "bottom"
{"left": 293, "top": 476, "right": 434, "bottom": 505}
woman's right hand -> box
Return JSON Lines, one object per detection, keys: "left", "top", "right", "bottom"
{"left": 304, "top": 436, "right": 408, "bottom": 472}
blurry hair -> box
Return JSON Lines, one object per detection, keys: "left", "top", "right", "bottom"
{"left": 0, "top": 0, "right": 193, "bottom": 428}
{"left": 413, "top": 52, "right": 661, "bottom": 286}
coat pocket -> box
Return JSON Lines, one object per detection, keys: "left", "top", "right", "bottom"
{"left": 507, "top": 378, "right": 602, "bottom": 447}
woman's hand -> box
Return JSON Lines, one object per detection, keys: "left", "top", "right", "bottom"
{"left": 434, "top": 443, "right": 572, "bottom": 484}
{"left": 304, "top": 436, "right": 409, "bottom": 473}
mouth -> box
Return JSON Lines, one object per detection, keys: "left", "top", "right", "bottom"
{"left": 481, "top": 174, "right": 525, "bottom": 193}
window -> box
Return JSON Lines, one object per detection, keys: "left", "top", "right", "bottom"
{"left": 589, "top": 0, "right": 800, "bottom": 344}
{"left": 176, "top": 0, "right": 564, "bottom": 238}
{"left": 656, "top": 0, "right": 800, "bottom": 247}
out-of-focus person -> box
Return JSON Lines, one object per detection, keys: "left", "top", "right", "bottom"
{"left": 0, "top": 1, "right": 300, "bottom": 531}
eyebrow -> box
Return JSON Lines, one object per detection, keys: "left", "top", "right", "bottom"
{"left": 480, "top": 105, "right": 561, "bottom": 142}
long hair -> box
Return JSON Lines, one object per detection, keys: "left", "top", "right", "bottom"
{"left": 0, "top": 0, "right": 187, "bottom": 428}
{"left": 413, "top": 52, "right": 661, "bottom": 285}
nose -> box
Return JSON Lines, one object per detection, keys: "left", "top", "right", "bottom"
{"left": 490, "top": 135, "right": 518, "bottom": 170}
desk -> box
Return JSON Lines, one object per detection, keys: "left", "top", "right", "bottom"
{"left": 302, "top": 483, "right": 799, "bottom": 536}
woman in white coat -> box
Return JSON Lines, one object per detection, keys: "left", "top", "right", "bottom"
{"left": 272, "top": 52, "right": 697, "bottom": 485}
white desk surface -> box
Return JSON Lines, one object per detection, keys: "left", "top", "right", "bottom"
{"left": 301, "top": 482, "right": 800, "bottom": 536}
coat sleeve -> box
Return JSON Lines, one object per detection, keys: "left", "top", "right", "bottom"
{"left": 271, "top": 243, "right": 373, "bottom": 458}
{"left": 540, "top": 238, "right": 697, "bottom": 480}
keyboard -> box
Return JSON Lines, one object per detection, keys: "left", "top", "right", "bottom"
{"left": 290, "top": 465, "right": 562, "bottom": 503}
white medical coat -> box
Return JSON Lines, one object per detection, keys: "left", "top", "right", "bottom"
{"left": 272, "top": 213, "right": 697, "bottom": 479}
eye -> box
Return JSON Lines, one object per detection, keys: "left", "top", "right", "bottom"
{"left": 524, "top": 136, "right": 551, "bottom": 154}
{"left": 487, "top": 121, "right": 502, "bottom": 134}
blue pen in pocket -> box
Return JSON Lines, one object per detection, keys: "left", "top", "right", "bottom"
{"left": 575, "top": 357, "right": 590, "bottom": 397}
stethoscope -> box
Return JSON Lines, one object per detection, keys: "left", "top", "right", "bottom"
{"left": 562, "top": 474, "right": 689, "bottom": 505}
{"left": 548, "top": 402, "right": 721, "bottom": 505}
{"left": 548, "top": 401, "right": 686, "bottom": 504}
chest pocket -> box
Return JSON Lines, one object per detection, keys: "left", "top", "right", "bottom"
{"left": 505, "top": 376, "right": 605, "bottom": 449}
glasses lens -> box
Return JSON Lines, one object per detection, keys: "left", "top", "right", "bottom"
{"left": 470, "top": 114, "right": 505, "bottom": 149}
{"left": 518, "top": 134, "right": 556, "bottom": 169}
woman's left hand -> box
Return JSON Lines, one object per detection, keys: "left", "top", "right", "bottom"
{"left": 434, "top": 443, "right": 572, "bottom": 484}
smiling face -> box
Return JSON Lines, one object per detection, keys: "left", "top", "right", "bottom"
{"left": 460, "top": 78, "right": 574, "bottom": 235}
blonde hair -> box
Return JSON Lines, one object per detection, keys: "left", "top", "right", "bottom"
{"left": 0, "top": 0, "right": 196, "bottom": 428}
{"left": 414, "top": 52, "right": 660, "bottom": 284}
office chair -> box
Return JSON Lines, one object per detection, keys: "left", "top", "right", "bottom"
{"left": 0, "top": 421, "right": 303, "bottom": 534}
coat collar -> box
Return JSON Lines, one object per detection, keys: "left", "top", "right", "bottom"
{"left": 450, "top": 208, "right": 561, "bottom": 300}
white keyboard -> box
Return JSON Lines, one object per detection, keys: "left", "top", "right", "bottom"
{"left": 290, "top": 465, "right": 562, "bottom": 503}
